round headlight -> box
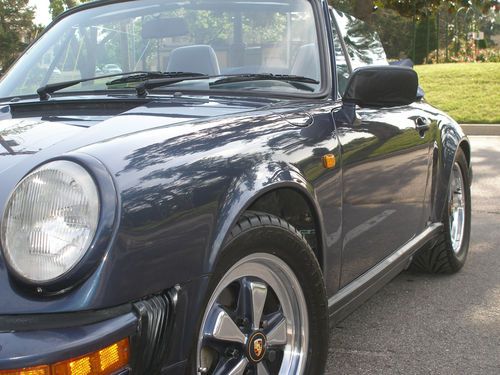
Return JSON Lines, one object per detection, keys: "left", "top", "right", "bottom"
{"left": 1, "top": 160, "right": 100, "bottom": 283}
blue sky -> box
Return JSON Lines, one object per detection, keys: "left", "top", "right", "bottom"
{"left": 29, "top": 0, "right": 51, "bottom": 26}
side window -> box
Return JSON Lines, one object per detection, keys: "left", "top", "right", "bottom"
{"left": 333, "top": 9, "right": 388, "bottom": 70}
{"left": 329, "top": 11, "right": 350, "bottom": 97}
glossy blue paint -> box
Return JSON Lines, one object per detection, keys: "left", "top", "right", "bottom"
{"left": 336, "top": 103, "right": 435, "bottom": 286}
{"left": 0, "top": 0, "right": 471, "bottom": 371}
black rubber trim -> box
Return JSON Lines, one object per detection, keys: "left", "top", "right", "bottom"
{"left": 329, "top": 223, "right": 443, "bottom": 323}
{"left": 0, "top": 303, "right": 132, "bottom": 333}
{"left": 130, "top": 288, "right": 178, "bottom": 375}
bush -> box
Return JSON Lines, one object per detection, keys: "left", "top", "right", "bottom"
{"left": 476, "top": 48, "right": 500, "bottom": 63}
{"left": 427, "top": 38, "right": 500, "bottom": 63}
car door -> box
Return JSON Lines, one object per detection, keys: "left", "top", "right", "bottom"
{"left": 330, "top": 9, "right": 434, "bottom": 287}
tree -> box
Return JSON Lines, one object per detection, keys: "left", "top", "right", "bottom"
{"left": 354, "top": 0, "right": 376, "bottom": 24}
{"left": 0, "top": 0, "right": 37, "bottom": 71}
{"left": 332, "top": 0, "right": 498, "bottom": 19}
{"left": 49, "top": 0, "right": 90, "bottom": 19}
{"left": 381, "top": 0, "right": 498, "bottom": 17}
{"left": 332, "top": 0, "right": 498, "bottom": 63}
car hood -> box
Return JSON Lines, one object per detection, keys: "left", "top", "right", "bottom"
{"left": 0, "top": 95, "right": 277, "bottom": 174}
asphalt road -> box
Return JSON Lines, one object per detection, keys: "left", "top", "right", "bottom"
{"left": 326, "top": 136, "right": 500, "bottom": 375}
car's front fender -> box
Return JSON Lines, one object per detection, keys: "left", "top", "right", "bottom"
{"left": 208, "top": 161, "right": 326, "bottom": 272}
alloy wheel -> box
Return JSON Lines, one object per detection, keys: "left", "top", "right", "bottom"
{"left": 449, "top": 161, "right": 466, "bottom": 254}
{"left": 196, "top": 253, "right": 309, "bottom": 375}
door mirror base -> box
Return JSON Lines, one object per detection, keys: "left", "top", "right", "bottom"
{"left": 333, "top": 102, "right": 356, "bottom": 127}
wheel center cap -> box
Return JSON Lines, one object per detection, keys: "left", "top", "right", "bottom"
{"left": 247, "top": 331, "right": 267, "bottom": 363}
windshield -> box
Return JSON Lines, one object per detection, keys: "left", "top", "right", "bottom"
{"left": 0, "top": 0, "right": 321, "bottom": 99}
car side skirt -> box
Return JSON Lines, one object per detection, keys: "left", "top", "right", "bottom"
{"left": 328, "top": 223, "right": 443, "bottom": 324}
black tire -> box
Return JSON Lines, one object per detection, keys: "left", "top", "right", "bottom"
{"left": 187, "top": 211, "right": 328, "bottom": 375}
{"left": 411, "top": 149, "right": 471, "bottom": 273}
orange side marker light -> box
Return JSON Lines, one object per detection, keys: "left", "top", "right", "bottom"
{"left": 322, "top": 154, "right": 336, "bottom": 169}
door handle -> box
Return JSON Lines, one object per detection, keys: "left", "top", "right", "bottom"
{"left": 415, "top": 117, "right": 431, "bottom": 132}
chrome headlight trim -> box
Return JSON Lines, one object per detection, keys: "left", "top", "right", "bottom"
{"left": 0, "top": 154, "right": 118, "bottom": 294}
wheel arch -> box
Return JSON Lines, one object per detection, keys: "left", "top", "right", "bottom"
{"left": 459, "top": 139, "right": 471, "bottom": 168}
{"left": 207, "top": 168, "right": 326, "bottom": 276}
{"left": 246, "top": 187, "right": 324, "bottom": 270}
{"left": 431, "top": 121, "right": 471, "bottom": 222}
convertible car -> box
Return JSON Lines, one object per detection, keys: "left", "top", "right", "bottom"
{"left": 0, "top": 0, "right": 472, "bottom": 374}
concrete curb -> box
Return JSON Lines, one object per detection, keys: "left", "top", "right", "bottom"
{"left": 461, "top": 124, "right": 500, "bottom": 136}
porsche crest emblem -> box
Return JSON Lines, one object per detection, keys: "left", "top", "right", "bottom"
{"left": 253, "top": 338, "right": 263, "bottom": 358}
{"left": 248, "top": 332, "right": 267, "bottom": 362}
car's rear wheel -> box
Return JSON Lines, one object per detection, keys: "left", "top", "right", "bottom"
{"left": 411, "top": 149, "right": 471, "bottom": 273}
{"left": 191, "top": 212, "right": 328, "bottom": 375}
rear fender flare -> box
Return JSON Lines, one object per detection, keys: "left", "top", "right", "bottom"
{"left": 431, "top": 121, "right": 470, "bottom": 222}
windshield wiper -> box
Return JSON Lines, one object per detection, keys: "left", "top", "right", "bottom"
{"left": 210, "top": 73, "right": 319, "bottom": 87}
{"left": 134, "top": 73, "right": 317, "bottom": 97}
{"left": 107, "top": 71, "right": 207, "bottom": 86}
{"left": 36, "top": 71, "right": 205, "bottom": 100}
{"left": 134, "top": 74, "right": 209, "bottom": 97}
{"left": 37, "top": 72, "right": 318, "bottom": 100}
{"left": 134, "top": 72, "right": 319, "bottom": 97}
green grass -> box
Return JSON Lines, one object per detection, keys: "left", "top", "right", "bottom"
{"left": 415, "top": 63, "right": 500, "bottom": 124}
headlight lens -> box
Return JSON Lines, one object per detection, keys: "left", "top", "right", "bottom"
{"left": 1, "top": 161, "right": 100, "bottom": 282}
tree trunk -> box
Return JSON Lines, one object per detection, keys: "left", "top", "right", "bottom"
{"left": 353, "top": 0, "right": 374, "bottom": 24}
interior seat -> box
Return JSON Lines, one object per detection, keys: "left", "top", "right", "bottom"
{"left": 166, "top": 45, "right": 221, "bottom": 76}
{"left": 291, "top": 44, "right": 320, "bottom": 81}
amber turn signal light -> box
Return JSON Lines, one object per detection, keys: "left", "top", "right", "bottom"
{"left": 0, "top": 366, "right": 50, "bottom": 375}
{"left": 322, "top": 154, "right": 336, "bottom": 169}
{"left": 0, "top": 338, "right": 129, "bottom": 375}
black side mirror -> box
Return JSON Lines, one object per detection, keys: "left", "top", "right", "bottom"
{"left": 343, "top": 66, "right": 418, "bottom": 108}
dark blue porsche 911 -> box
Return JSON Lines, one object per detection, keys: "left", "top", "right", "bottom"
{"left": 0, "top": 0, "right": 472, "bottom": 374}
